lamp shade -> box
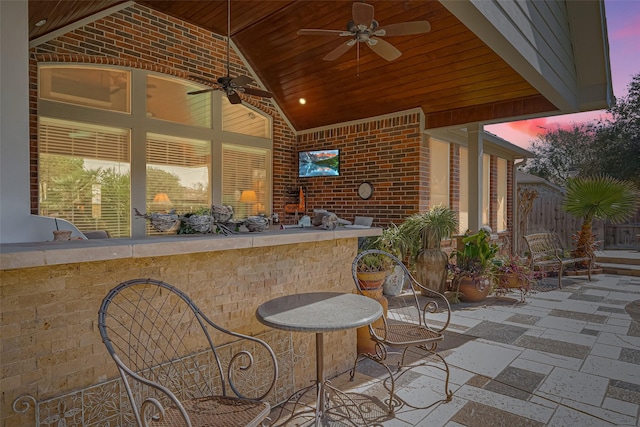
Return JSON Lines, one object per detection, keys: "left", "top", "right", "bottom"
{"left": 239, "top": 190, "right": 258, "bottom": 203}
{"left": 153, "top": 193, "right": 171, "bottom": 204}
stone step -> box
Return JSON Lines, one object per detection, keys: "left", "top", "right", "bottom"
{"left": 596, "top": 250, "right": 640, "bottom": 266}
{"left": 598, "top": 263, "right": 640, "bottom": 277}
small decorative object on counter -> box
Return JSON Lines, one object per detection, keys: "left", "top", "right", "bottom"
{"left": 134, "top": 208, "right": 180, "bottom": 233}
{"left": 180, "top": 214, "right": 214, "bottom": 234}
{"left": 321, "top": 213, "right": 339, "bottom": 230}
{"left": 244, "top": 216, "right": 269, "bottom": 232}
{"left": 53, "top": 230, "right": 73, "bottom": 241}
{"left": 211, "top": 205, "right": 234, "bottom": 222}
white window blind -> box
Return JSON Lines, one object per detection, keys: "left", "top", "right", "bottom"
{"left": 222, "top": 144, "right": 268, "bottom": 219}
{"left": 38, "top": 117, "right": 131, "bottom": 237}
{"left": 146, "top": 133, "right": 210, "bottom": 233}
{"left": 430, "top": 138, "right": 449, "bottom": 207}
{"left": 497, "top": 157, "right": 508, "bottom": 232}
{"left": 483, "top": 154, "right": 490, "bottom": 226}
{"left": 459, "top": 147, "right": 468, "bottom": 234}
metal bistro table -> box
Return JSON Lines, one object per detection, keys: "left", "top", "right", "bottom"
{"left": 256, "top": 292, "right": 383, "bottom": 426}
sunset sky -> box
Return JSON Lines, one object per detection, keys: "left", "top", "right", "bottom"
{"left": 485, "top": 0, "right": 640, "bottom": 149}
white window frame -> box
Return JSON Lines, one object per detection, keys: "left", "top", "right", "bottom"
{"left": 38, "top": 65, "right": 273, "bottom": 237}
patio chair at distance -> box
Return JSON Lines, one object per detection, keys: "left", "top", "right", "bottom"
{"left": 98, "top": 278, "right": 278, "bottom": 427}
{"left": 350, "top": 249, "right": 453, "bottom": 414}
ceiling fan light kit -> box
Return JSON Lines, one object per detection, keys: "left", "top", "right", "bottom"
{"left": 298, "top": 2, "right": 431, "bottom": 62}
{"left": 187, "top": 0, "right": 273, "bottom": 104}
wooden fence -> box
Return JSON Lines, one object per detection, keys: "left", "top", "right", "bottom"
{"left": 518, "top": 183, "right": 639, "bottom": 252}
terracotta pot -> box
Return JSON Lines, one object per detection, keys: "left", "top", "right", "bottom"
{"left": 499, "top": 273, "right": 525, "bottom": 289}
{"left": 357, "top": 287, "right": 388, "bottom": 354}
{"left": 455, "top": 275, "right": 491, "bottom": 303}
{"left": 357, "top": 270, "right": 387, "bottom": 290}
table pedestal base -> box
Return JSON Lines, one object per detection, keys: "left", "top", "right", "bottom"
{"left": 271, "top": 333, "right": 371, "bottom": 427}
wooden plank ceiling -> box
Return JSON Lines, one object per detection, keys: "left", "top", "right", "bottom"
{"left": 29, "top": 0, "right": 557, "bottom": 131}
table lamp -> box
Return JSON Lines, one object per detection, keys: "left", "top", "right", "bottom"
{"left": 240, "top": 190, "right": 258, "bottom": 217}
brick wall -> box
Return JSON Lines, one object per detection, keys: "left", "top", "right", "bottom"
{"left": 296, "top": 112, "right": 427, "bottom": 227}
{"left": 1, "top": 238, "right": 358, "bottom": 426}
{"left": 28, "top": 3, "right": 297, "bottom": 218}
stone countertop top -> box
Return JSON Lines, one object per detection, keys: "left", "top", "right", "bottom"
{"left": 256, "top": 292, "right": 383, "bottom": 333}
{"left": 0, "top": 226, "right": 381, "bottom": 270}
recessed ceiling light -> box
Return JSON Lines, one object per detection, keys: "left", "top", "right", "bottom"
{"left": 35, "top": 19, "right": 47, "bottom": 27}
{"left": 299, "top": 98, "right": 306, "bottom": 105}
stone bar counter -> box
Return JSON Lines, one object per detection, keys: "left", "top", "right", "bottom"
{"left": 0, "top": 226, "right": 380, "bottom": 426}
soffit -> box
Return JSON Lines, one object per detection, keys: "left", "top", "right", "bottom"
{"left": 29, "top": 0, "right": 558, "bottom": 131}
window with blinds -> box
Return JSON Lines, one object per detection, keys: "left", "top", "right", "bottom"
{"left": 482, "top": 154, "right": 490, "bottom": 226}
{"left": 222, "top": 144, "right": 269, "bottom": 219}
{"left": 497, "top": 157, "right": 508, "bottom": 232}
{"left": 38, "top": 65, "right": 272, "bottom": 237}
{"left": 459, "top": 147, "right": 468, "bottom": 234}
{"left": 38, "top": 117, "right": 131, "bottom": 237}
{"left": 146, "top": 133, "right": 210, "bottom": 213}
{"left": 430, "top": 138, "right": 449, "bottom": 207}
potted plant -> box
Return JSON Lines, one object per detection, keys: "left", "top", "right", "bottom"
{"left": 449, "top": 227, "right": 498, "bottom": 303}
{"left": 356, "top": 225, "right": 401, "bottom": 289}
{"left": 398, "top": 206, "right": 458, "bottom": 293}
{"left": 494, "top": 254, "right": 535, "bottom": 289}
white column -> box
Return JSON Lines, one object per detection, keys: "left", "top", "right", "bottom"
{"left": 467, "top": 124, "right": 483, "bottom": 233}
{"left": 0, "top": 0, "right": 30, "bottom": 244}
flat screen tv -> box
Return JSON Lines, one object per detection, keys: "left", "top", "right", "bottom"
{"left": 298, "top": 149, "right": 340, "bottom": 177}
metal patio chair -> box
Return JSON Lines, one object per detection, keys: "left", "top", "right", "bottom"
{"left": 98, "top": 278, "right": 278, "bottom": 427}
{"left": 350, "top": 250, "right": 453, "bottom": 414}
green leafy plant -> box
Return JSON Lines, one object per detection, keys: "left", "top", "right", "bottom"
{"left": 357, "top": 225, "right": 402, "bottom": 272}
{"left": 449, "top": 228, "right": 499, "bottom": 278}
{"left": 563, "top": 175, "right": 638, "bottom": 260}
{"left": 398, "top": 206, "right": 458, "bottom": 263}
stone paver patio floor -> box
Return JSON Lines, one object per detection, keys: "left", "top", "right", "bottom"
{"left": 271, "top": 273, "right": 640, "bottom": 426}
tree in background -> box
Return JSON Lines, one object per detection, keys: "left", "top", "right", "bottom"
{"left": 522, "top": 72, "right": 639, "bottom": 187}
{"left": 522, "top": 123, "right": 598, "bottom": 186}
{"left": 563, "top": 175, "right": 638, "bottom": 260}
{"left": 591, "top": 73, "right": 640, "bottom": 186}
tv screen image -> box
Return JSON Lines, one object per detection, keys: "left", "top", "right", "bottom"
{"left": 298, "top": 149, "right": 340, "bottom": 177}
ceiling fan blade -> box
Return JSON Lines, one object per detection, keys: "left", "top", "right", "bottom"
{"left": 230, "top": 75, "right": 253, "bottom": 86}
{"left": 352, "top": 2, "right": 374, "bottom": 27}
{"left": 242, "top": 87, "right": 273, "bottom": 98}
{"left": 323, "top": 41, "right": 354, "bottom": 61}
{"left": 378, "top": 21, "right": 431, "bottom": 37}
{"left": 368, "top": 38, "right": 402, "bottom": 61}
{"left": 188, "top": 88, "right": 215, "bottom": 95}
{"left": 227, "top": 91, "right": 242, "bottom": 104}
{"left": 297, "top": 29, "right": 344, "bottom": 36}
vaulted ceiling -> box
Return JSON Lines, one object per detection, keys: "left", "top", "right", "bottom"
{"left": 28, "top": 0, "right": 558, "bottom": 131}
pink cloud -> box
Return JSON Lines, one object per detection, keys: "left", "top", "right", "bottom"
{"left": 609, "top": 15, "right": 640, "bottom": 39}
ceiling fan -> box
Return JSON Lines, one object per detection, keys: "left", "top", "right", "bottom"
{"left": 188, "top": 0, "right": 273, "bottom": 104}
{"left": 298, "top": 2, "right": 431, "bottom": 62}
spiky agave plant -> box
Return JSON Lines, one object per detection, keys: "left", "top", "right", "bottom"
{"left": 563, "top": 175, "right": 638, "bottom": 259}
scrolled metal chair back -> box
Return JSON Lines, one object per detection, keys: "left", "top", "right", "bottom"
{"left": 98, "top": 278, "right": 277, "bottom": 426}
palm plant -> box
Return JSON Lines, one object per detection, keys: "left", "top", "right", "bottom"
{"left": 563, "top": 175, "right": 639, "bottom": 259}
{"left": 398, "top": 206, "right": 459, "bottom": 293}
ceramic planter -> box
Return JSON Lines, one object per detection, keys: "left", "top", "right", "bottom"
{"left": 415, "top": 249, "right": 448, "bottom": 294}
{"left": 455, "top": 275, "right": 491, "bottom": 302}
{"left": 357, "top": 270, "right": 387, "bottom": 290}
